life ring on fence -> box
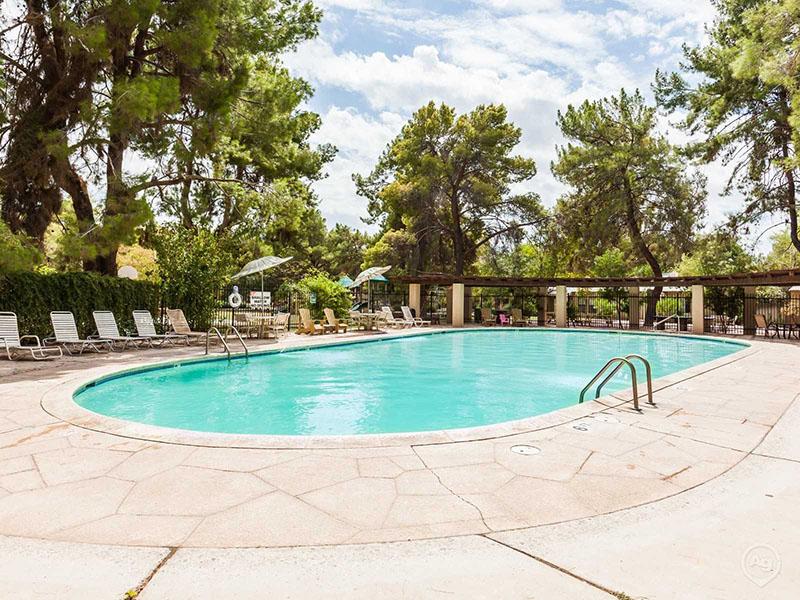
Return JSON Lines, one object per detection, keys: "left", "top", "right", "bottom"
{"left": 228, "top": 291, "right": 243, "bottom": 308}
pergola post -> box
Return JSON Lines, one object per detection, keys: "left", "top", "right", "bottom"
{"left": 537, "top": 287, "right": 547, "bottom": 326}
{"left": 409, "top": 283, "right": 421, "bottom": 317}
{"left": 628, "top": 286, "right": 640, "bottom": 330}
{"left": 691, "top": 285, "right": 704, "bottom": 334}
{"left": 452, "top": 283, "right": 465, "bottom": 327}
{"left": 743, "top": 286, "right": 756, "bottom": 336}
{"left": 464, "top": 286, "right": 473, "bottom": 325}
{"left": 555, "top": 285, "right": 567, "bottom": 328}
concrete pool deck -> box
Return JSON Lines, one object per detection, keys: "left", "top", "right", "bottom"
{"left": 0, "top": 327, "right": 798, "bottom": 598}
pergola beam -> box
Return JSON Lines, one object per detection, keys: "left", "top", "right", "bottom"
{"left": 394, "top": 269, "right": 800, "bottom": 288}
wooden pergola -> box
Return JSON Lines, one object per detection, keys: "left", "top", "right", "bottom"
{"left": 394, "top": 269, "right": 800, "bottom": 332}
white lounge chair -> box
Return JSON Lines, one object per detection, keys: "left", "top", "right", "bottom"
{"left": 0, "top": 312, "right": 62, "bottom": 360}
{"left": 93, "top": 311, "right": 152, "bottom": 350}
{"left": 380, "top": 306, "right": 412, "bottom": 328}
{"left": 48, "top": 311, "right": 113, "bottom": 355}
{"left": 401, "top": 305, "right": 430, "bottom": 327}
{"left": 133, "top": 310, "right": 189, "bottom": 346}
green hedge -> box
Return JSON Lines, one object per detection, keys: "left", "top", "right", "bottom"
{"left": 0, "top": 272, "right": 160, "bottom": 338}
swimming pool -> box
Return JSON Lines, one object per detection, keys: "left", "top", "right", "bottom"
{"left": 74, "top": 330, "right": 746, "bottom": 436}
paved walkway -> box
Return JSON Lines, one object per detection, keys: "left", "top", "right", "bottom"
{"left": 0, "top": 329, "right": 798, "bottom": 598}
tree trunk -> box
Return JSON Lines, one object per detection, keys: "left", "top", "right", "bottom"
{"left": 449, "top": 193, "right": 465, "bottom": 276}
{"left": 0, "top": 104, "right": 63, "bottom": 243}
{"left": 624, "top": 182, "right": 662, "bottom": 326}
{"left": 780, "top": 135, "right": 800, "bottom": 253}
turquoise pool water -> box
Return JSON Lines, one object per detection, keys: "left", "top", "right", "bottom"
{"left": 74, "top": 330, "right": 745, "bottom": 436}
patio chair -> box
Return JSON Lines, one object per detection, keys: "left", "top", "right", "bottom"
{"left": 480, "top": 307, "right": 495, "bottom": 326}
{"left": 786, "top": 314, "right": 800, "bottom": 339}
{"left": 93, "top": 311, "right": 152, "bottom": 350}
{"left": 323, "top": 308, "right": 348, "bottom": 333}
{"left": 298, "top": 308, "right": 332, "bottom": 335}
{"left": 267, "top": 312, "right": 291, "bottom": 339}
{"left": 401, "top": 305, "right": 430, "bottom": 327}
{"left": 48, "top": 311, "right": 113, "bottom": 355}
{"left": 348, "top": 310, "right": 368, "bottom": 331}
{"left": 498, "top": 313, "right": 511, "bottom": 326}
{"left": 373, "top": 309, "right": 389, "bottom": 330}
{"left": 380, "top": 306, "right": 411, "bottom": 328}
{"left": 233, "top": 312, "right": 258, "bottom": 339}
{"left": 0, "top": 312, "right": 62, "bottom": 360}
{"left": 166, "top": 309, "right": 209, "bottom": 345}
{"left": 754, "top": 314, "right": 779, "bottom": 338}
{"left": 132, "top": 310, "right": 189, "bottom": 346}
{"left": 510, "top": 308, "right": 529, "bottom": 327}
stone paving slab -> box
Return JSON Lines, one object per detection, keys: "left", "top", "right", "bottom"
{"left": 0, "top": 535, "right": 166, "bottom": 600}
{"left": 139, "top": 535, "right": 613, "bottom": 600}
{"left": 490, "top": 454, "right": 800, "bottom": 600}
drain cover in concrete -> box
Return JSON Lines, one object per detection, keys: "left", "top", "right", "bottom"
{"left": 591, "top": 413, "right": 620, "bottom": 424}
{"left": 511, "top": 445, "right": 541, "bottom": 456}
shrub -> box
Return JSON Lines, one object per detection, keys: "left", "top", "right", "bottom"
{"left": 0, "top": 222, "right": 41, "bottom": 273}
{"left": 293, "top": 272, "right": 352, "bottom": 319}
{"left": 154, "top": 226, "right": 233, "bottom": 329}
{"left": 0, "top": 271, "right": 160, "bottom": 338}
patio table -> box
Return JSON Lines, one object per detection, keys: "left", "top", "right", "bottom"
{"left": 350, "top": 312, "right": 384, "bottom": 331}
{"left": 246, "top": 314, "right": 275, "bottom": 339}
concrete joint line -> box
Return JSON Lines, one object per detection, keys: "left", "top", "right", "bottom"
{"left": 124, "top": 546, "right": 177, "bottom": 599}
{"left": 481, "top": 534, "right": 620, "bottom": 598}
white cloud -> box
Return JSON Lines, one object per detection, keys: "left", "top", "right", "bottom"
{"left": 309, "top": 107, "right": 405, "bottom": 229}
{"left": 287, "top": 0, "right": 738, "bottom": 234}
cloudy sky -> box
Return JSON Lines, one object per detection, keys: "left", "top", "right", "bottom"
{"left": 284, "top": 0, "right": 761, "bottom": 240}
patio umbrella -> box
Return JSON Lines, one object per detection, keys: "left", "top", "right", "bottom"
{"left": 349, "top": 266, "right": 392, "bottom": 310}
{"left": 338, "top": 275, "right": 354, "bottom": 287}
{"left": 348, "top": 265, "right": 391, "bottom": 289}
{"left": 231, "top": 255, "right": 293, "bottom": 306}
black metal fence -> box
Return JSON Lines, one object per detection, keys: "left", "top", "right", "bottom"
{"left": 423, "top": 286, "right": 449, "bottom": 325}
{"left": 209, "top": 283, "right": 299, "bottom": 330}
{"left": 368, "top": 285, "right": 408, "bottom": 313}
{"left": 470, "top": 289, "right": 542, "bottom": 324}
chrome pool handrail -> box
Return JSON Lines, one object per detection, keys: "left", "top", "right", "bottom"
{"left": 579, "top": 356, "right": 642, "bottom": 411}
{"left": 226, "top": 326, "right": 249, "bottom": 357}
{"left": 206, "top": 327, "right": 231, "bottom": 357}
{"left": 205, "top": 326, "right": 249, "bottom": 358}
{"left": 594, "top": 354, "right": 654, "bottom": 406}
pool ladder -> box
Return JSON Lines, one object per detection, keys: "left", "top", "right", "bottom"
{"left": 579, "top": 354, "right": 654, "bottom": 411}
{"left": 205, "top": 326, "right": 249, "bottom": 358}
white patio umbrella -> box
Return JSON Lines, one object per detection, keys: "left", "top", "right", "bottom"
{"left": 348, "top": 265, "right": 392, "bottom": 310}
{"left": 231, "top": 255, "right": 293, "bottom": 305}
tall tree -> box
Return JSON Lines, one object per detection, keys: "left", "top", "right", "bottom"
{"left": 0, "top": 1, "right": 102, "bottom": 242}
{"left": 552, "top": 89, "right": 706, "bottom": 324}
{"left": 322, "top": 223, "right": 369, "bottom": 276}
{"left": 0, "top": 0, "right": 323, "bottom": 274}
{"left": 356, "top": 102, "right": 545, "bottom": 276}
{"left": 655, "top": 0, "right": 800, "bottom": 252}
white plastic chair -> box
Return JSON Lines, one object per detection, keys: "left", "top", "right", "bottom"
{"left": 0, "top": 312, "right": 62, "bottom": 360}
{"left": 49, "top": 311, "right": 113, "bottom": 355}
{"left": 132, "top": 310, "right": 188, "bottom": 346}
{"left": 93, "top": 311, "right": 152, "bottom": 350}
{"left": 401, "top": 305, "right": 430, "bottom": 327}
